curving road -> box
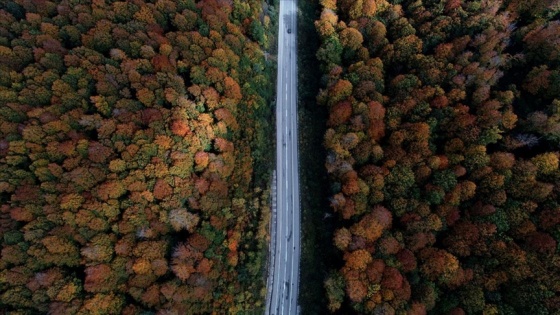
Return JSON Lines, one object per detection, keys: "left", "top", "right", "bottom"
{"left": 266, "top": 0, "right": 300, "bottom": 314}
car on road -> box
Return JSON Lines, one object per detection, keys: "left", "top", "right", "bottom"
{"left": 287, "top": 28, "right": 292, "bottom": 34}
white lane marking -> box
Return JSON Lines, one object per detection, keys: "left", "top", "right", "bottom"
{"left": 289, "top": 1, "right": 299, "bottom": 314}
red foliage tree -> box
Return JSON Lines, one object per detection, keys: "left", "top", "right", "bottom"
{"left": 328, "top": 100, "right": 353, "bottom": 127}
{"left": 153, "top": 179, "right": 172, "bottom": 200}
{"left": 525, "top": 232, "right": 557, "bottom": 255}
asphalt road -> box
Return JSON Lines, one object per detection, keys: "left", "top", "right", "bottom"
{"left": 266, "top": 0, "right": 300, "bottom": 314}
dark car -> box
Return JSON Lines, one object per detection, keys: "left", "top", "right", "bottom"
{"left": 287, "top": 28, "right": 292, "bottom": 34}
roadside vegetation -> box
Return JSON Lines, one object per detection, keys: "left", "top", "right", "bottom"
{"left": 297, "top": 0, "right": 337, "bottom": 314}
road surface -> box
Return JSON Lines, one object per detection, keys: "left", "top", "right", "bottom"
{"left": 266, "top": 0, "right": 300, "bottom": 314}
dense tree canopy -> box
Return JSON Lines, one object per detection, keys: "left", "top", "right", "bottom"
{"left": 0, "top": 0, "right": 275, "bottom": 313}
{"left": 317, "top": 0, "right": 560, "bottom": 313}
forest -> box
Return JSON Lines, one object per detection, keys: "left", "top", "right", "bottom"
{"left": 316, "top": 0, "right": 560, "bottom": 314}
{"left": 0, "top": 0, "right": 276, "bottom": 313}
{"left": 2, "top": 0, "right": 560, "bottom": 313}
